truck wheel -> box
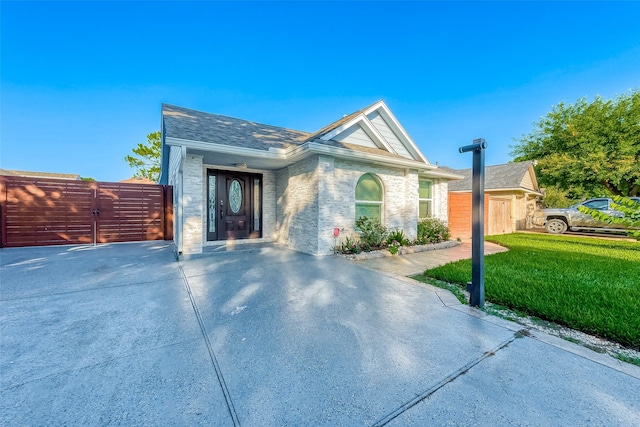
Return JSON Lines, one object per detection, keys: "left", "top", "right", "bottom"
{"left": 546, "top": 219, "right": 568, "bottom": 234}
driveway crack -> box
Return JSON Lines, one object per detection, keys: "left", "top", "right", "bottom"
{"left": 178, "top": 263, "right": 241, "bottom": 427}
{"left": 371, "top": 330, "right": 526, "bottom": 426}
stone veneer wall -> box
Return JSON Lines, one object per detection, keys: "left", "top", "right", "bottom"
{"left": 275, "top": 156, "right": 320, "bottom": 254}
{"left": 275, "top": 156, "right": 451, "bottom": 256}
{"left": 182, "top": 154, "right": 204, "bottom": 254}
{"left": 431, "top": 179, "right": 449, "bottom": 223}
{"left": 330, "top": 159, "right": 419, "bottom": 246}
{"left": 177, "top": 152, "right": 449, "bottom": 256}
{"left": 261, "top": 171, "right": 278, "bottom": 240}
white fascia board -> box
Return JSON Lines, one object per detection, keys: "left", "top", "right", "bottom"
{"left": 178, "top": 146, "right": 186, "bottom": 173}
{"left": 359, "top": 117, "right": 397, "bottom": 153}
{"left": 367, "top": 102, "right": 431, "bottom": 164}
{"left": 305, "top": 142, "right": 436, "bottom": 171}
{"left": 165, "top": 137, "right": 287, "bottom": 160}
{"left": 319, "top": 114, "right": 397, "bottom": 154}
{"left": 420, "top": 169, "right": 464, "bottom": 180}
{"left": 450, "top": 187, "right": 544, "bottom": 196}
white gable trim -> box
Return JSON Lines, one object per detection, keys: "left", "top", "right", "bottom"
{"left": 363, "top": 101, "right": 430, "bottom": 164}
{"left": 319, "top": 113, "right": 397, "bottom": 154}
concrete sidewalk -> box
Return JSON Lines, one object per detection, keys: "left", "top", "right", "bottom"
{"left": 1, "top": 242, "right": 639, "bottom": 426}
{"left": 354, "top": 240, "right": 509, "bottom": 276}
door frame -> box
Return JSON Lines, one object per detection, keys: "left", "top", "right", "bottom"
{"left": 206, "top": 169, "right": 262, "bottom": 241}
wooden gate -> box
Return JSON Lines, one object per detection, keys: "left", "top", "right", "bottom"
{"left": 0, "top": 176, "right": 173, "bottom": 248}
{"left": 488, "top": 198, "right": 513, "bottom": 235}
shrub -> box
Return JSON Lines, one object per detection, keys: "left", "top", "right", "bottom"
{"left": 336, "top": 235, "right": 361, "bottom": 254}
{"left": 387, "top": 229, "right": 410, "bottom": 246}
{"left": 388, "top": 240, "right": 401, "bottom": 255}
{"left": 416, "top": 217, "right": 450, "bottom": 244}
{"left": 355, "top": 216, "right": 388, "bottom": 248}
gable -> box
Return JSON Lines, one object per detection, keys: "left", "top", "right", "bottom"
{"left": 310, "top": 101, "right": 430, "bottom": 164}
{"left": 333, "top": 124, "right": 379, "bottom": 148}
{"left": 366, "top": 110, "right": 413, "bottom": 158}
{"left": 520, "top": 167, "right": 539, "bottom": 192}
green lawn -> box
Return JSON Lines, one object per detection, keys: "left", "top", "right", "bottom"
{"left": 415, "top": 233, "right": 640, "bottom": 349}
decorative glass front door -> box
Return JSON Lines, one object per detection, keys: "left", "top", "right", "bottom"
{"left": 207, "top": 170, "right": 262, "bottom": 241}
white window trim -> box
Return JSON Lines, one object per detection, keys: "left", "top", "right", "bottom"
{"left": 355, "top": 173, "right": 385, "bottom": 223}
{"left": 419, "top": 178, "right": 433, "bottom": 219}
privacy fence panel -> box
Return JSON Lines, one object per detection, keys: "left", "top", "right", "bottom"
{"left": 0, "top": 176, "right": 172, "bottom": 248}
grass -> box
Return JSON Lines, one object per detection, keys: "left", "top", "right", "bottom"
{"left": 614, "top": 353, "right": 640, "bottom": 367}
{"left": 419, "top": 233, "right": 640, "bottom": 350}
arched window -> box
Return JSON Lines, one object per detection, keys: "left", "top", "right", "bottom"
{"left": 355, "top": 173, "right": 383, "bottom": 223}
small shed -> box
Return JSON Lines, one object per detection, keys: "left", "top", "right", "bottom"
{"left": 446, "top": 161, "right": 542, "bottom": 239}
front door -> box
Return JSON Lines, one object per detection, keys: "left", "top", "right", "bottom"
{"left": 206, "top": 170, "right": 262, "bottom": 241}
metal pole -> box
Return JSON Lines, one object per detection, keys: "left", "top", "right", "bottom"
{"left": 459, "top": 138, "right": 487, "bottom": 307}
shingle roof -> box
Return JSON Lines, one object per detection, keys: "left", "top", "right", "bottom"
{"left": 162, "top": 102, "right": 412, "bottom": 161}
{"left": 162, "top": 104, "right": 310, "bottom": 151}
{"left": 447, "top": 161, "right": 537, "bottom": 192}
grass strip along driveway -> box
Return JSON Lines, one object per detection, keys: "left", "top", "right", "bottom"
{"left": 415, "top": 233, "right": 640, "bottom": 350}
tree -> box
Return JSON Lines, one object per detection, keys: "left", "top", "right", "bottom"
{"left": 577, "top": 196, "right": 640, "bottom": 240}
{"left": 125, "top": 131, "right": 161, "bottom": 181}
{"left": 511, "top": 89, "right": 640, "bottom": 198}
{"left": 540, "top": 185, "right": 573, "bottom": 208}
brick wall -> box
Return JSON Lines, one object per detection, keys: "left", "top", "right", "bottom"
{"left": 448, "top": 192, "right": 489, "bottom": 239}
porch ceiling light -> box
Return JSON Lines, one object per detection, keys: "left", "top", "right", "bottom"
{"left": 234, "top": 163, "right": 248, "bottom": 169}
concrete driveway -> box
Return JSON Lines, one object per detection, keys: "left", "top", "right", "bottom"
{"left": 1, "top": 242, "right": 639, "bottom": 426}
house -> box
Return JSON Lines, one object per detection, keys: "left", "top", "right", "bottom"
{"left": 120, "top": 176, "right": 156, "bottom": 184}
{"left": 158, "top": 101, "right": 462, "bottom": 256}
{"left": 0, "top": 169, "right": 81, "bottom": 180}
{"left": 446, "top": 161, "right": 542, "bottom": 238}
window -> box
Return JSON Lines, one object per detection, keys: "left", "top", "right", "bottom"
{"left": 582, "top": 199, "right": 608, "bottom": 211}
{"left": 419, "top": 178, "right": 433, "bottom": 218}
{"left": 355, "top": 173, "right": 383, "bottom": 223}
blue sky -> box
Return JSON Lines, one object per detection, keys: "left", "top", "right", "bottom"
{"left": 2, "top": 1, "right": 639, "bottom": 181}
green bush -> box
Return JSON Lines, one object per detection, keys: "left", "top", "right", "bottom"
{"left": 355, "top": 216, "right": 388, "bottom": 248}
{"left": 335, "top": 235, "right": 361, "bottom": 254}
{"left": 387, "top": 229, "right": 410, "bottom": 246}
{"left": 416, "top": 217, "right": 450, "bottom": 244}
{"left": 541, "top": 186, "right": 575, "bottom": 208}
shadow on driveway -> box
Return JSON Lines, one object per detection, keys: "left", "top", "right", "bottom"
{"left": 2, "top": 242, "right": 639, "bottom": 425}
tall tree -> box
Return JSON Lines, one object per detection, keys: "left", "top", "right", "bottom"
{"left": 125, "top": 131, "right": 161, "bottom": 181}
{"left": 511, "top": 89, "right": 640, "bottom": 198}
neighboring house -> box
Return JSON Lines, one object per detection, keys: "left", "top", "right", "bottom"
{"left": 158, "top": 100, "right": 462, "bottom": 256}
{"left": 120, "top": 176, "right": 156, "bottom": 184}
{"left": 446, "top": 161, "right": 542, "bottom": 238}
{"left": 0, "top": 169, "right": 81, "bottom": 180}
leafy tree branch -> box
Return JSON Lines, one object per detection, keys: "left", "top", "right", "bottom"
{"left": 511, "top": 89, "right": 640, "bottom": 198}
{"left": 577, "top": 196, "right": 640, "bottom": 240}
{"left": 125, "top": 131, "right": 161, "bottom": 181}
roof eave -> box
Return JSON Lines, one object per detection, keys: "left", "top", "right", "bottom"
{"left": 165, "top": 136, "right": 288, "bottom": 160}
{"left": 450, "top": 187, "right": 543, "bottom": 196}
{"left": 304, "top": 142, "right": 436, "bottom": 171}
